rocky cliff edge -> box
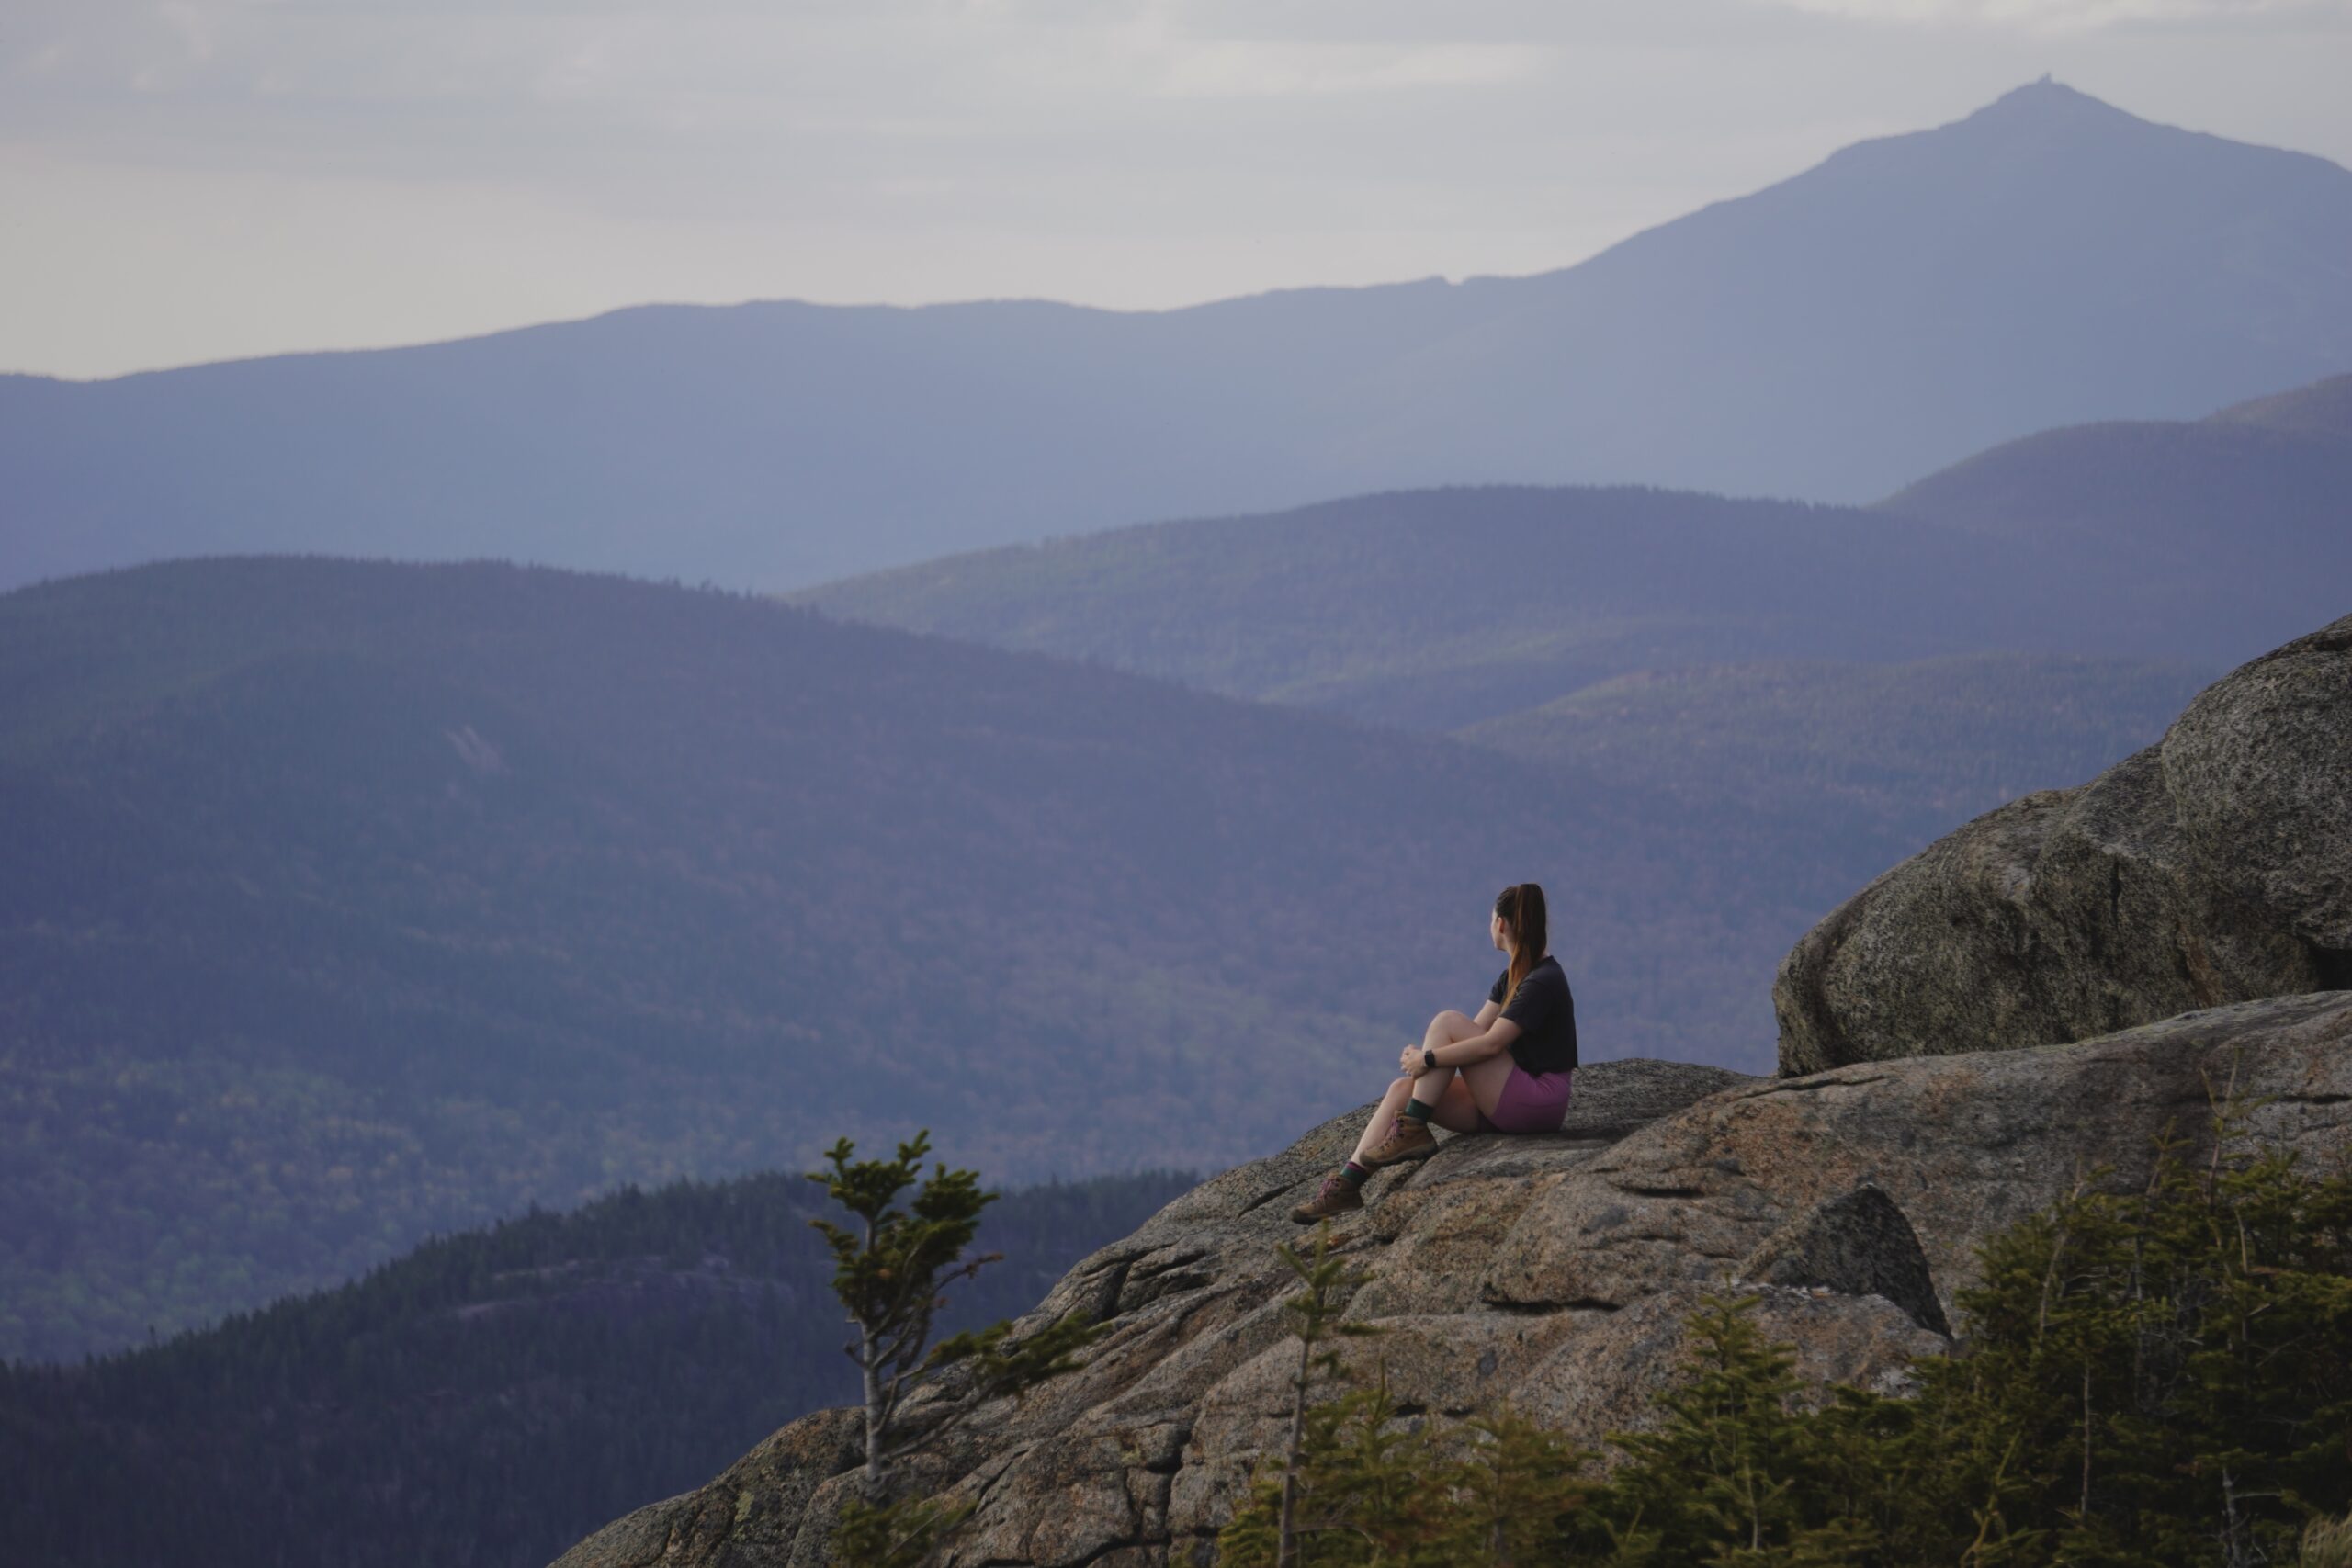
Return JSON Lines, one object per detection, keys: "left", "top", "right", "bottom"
{"left": 554, "top": 996, "right": 2352, "bottom": 1568}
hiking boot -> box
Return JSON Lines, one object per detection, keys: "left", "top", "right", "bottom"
{"left": 1290, "top": 1171, "right": 1363, "bottom": 1224}
{"left": 1360, "top": 1114, "right": 1437, "bottom": 1168}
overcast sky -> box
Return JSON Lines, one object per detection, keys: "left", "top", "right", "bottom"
{"left": 5, "top": 0, "right": 2349, "bottom": 379}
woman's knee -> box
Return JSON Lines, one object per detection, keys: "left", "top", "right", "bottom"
{"left": 1428, "top": 1009, "right": 1472, "bottom": 1032}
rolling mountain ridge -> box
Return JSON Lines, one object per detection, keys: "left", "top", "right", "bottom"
{"left": 796, "top": 367, "right": 2352, "bottom": 737}
{"left": 7, "top": 80, "right": 2350, "bottom": 593}
{"left": 0, "top": 554, "right": 1843, "bottom": 1364}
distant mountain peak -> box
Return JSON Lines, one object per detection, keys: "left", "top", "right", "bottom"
{"left": 1958, "top": 74, "right": 2147, "bottom": 134}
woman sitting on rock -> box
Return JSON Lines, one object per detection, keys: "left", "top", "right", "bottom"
{"left": 1293, "top": 882, "right": 1578, "bottom": 1224}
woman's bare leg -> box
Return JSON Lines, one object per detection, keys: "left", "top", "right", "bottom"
{"left": 1356, "top": 1010, "right": 1494, "bottom": 1151}
{"left": 1398, "top": 1011, "right": 1529, "bottom": 1135}
{"left": 1424, "top": 1076, "right": 1481, "bottom": 1133}
{"left": 1429, "top": 1054, "right": 1519, "bottom": 1132}
{"left": 1349, "top": 1075, "right": 1419, "bottom": 1166}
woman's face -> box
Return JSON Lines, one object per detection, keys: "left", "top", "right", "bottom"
{"left": 1490, "top": 908, "right": 1510, "bottom": 953}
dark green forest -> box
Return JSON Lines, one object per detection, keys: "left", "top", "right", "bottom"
{"left": 0, "top": 555, "right": 1905, "bottom": 1362}
{"left": 0, "top": 1161, "right": 1195, "bottom": 1568}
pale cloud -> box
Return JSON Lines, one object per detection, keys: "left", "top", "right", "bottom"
{"left": 1741, "top": 0, "right": 2346, "bottom": 30}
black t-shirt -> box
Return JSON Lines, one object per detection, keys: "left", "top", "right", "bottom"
{"left": 1488, "top": 955, "right": 1577, "bottom": 1076}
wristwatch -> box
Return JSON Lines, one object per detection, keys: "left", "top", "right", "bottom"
{"left": 1421, "top": 1047, "right": 1438, "bottom": 1073}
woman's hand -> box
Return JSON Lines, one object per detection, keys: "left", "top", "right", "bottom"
{"left": 1401, "top": 1042, "right": 1430, "bottom": 1077}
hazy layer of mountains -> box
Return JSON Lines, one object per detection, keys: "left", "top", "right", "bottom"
{"left": 9, "top": 80, "right": 2352, "bottom": 593}
{"left": 8, "top": 363, "right": 2346, "bottom": 1367}
{"left": 1454, "top": 655, "right": 2216, "bottom": 840}
{"left": 798, "top": 373, "right": 2352, "bottom": 739}
{"left": 6, "top": 556, "right": 1850, "bottom": 1363}
{"left": 1, "top": 536, "right": 2228, "bottom": 1367}
{"left": 2, "top": 1166, "right": 1194, "bottom": 1568}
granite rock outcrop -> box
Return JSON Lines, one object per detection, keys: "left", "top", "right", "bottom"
{"left": 1774, "top": 612, "right": 2352, "bottom": 1075}
{"left": 552, "top": 995, "right": 2352, "bottom": 1568}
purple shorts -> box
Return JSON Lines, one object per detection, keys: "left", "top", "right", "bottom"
{"left": 1476, "top": 1065, "right": 1574, "bottom": 1134}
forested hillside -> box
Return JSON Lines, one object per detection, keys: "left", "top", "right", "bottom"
{"left": 1880, "top": 373, "right": 2352, "bottom": 643}
{"left": 0, "top": 1164, "right": 1195, "bottom": 1568}
{"left": 1458, "top": 655, "right": 2213, "bottom": 840}
{"left": 1, "top": 555, "right": 1839, "bottom": 1362}
{"left": 797, "top": 485, "right": 2042, "bottom": 732}
{"left": 793, "top": 376, "right": 2352, "bottom": 863}
{"left": 794, "top": 365, "right": 2348, "bottom": 732}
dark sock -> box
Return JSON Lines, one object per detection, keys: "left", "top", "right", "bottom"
{"left": 1400, "top": 1099, "right": 1436, "bottom": 1124}
{"left": 1340, "top": 1160, "right": 1371, "bottom": 1186}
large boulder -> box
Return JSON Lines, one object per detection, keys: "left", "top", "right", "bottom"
{"left": 550, "top": 993, "right": 2352, "bottom": 1567}
{"left": 1775, "top": 613, "right": 2352, "bottom": 1075}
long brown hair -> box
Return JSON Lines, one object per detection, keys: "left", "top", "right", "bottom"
{"left": 1496, "top": 883, "right": 1548, "bottom": 1009}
